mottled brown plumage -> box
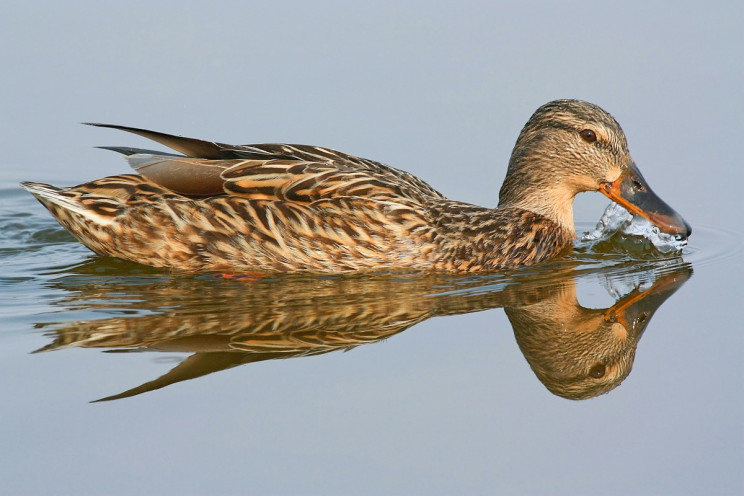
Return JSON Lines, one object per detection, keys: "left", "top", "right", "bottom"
{"left": 21, "top": 99, "right": 690, "bottom": 273}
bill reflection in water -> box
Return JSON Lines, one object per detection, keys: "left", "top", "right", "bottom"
{"left": 35, "top": 263, "right": 692, "bottom": 402}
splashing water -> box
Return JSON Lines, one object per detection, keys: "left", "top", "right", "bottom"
{"left": 582, "top": 203, "right": 687, "bottom": 255}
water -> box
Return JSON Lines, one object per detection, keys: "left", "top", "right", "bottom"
{"left": 582, "top": 202, "right": 688, "bottom": 254}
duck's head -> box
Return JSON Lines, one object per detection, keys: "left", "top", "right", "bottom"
{"left": 499, "top": 99, "right": 691, "bottom": 238}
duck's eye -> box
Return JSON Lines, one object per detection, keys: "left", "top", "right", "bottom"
{"left": 580, "top": 129, "right": 597, "bottom": 143}
{"left": 588, "top": 363, "right": 606, "bottom": 379}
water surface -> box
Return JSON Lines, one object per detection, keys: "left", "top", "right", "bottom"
{"left": 1, "top": 181, "right": 741, "bottom": 494}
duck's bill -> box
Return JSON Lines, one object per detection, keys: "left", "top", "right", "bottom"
{"left": 604, "top": 265, "right": 692, "bottom": 334}
{"left": 600, "top": 163, "right": 692, "bottom": 239}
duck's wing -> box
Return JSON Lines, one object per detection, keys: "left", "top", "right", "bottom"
{"left": 88, "top": 124, "right": 446, "bottom": 202}
{"left": 220, "top": 159, "right": 437, "bottom": 204}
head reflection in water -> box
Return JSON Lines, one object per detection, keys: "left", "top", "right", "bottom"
{"left": 506, "top": 268, "right": 688, "bottom": 399}
{"left": 35, "top": 262, "right": 691, "bottom": 402}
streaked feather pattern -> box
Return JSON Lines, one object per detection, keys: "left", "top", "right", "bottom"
{"left": 22, "top": 170, "right": 571, "bottom": 273}
{"left": 24, "top": 100, "right": 666, "bottom": 273}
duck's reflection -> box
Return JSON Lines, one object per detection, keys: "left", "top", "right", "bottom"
{"left": 506, "top": 268, "right": 688, "bottom": 399}
{"left": 36, "top": 260, "right": 692, "bottom": 401}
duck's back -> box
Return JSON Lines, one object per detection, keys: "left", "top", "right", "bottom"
{"left": 23, "top": 124, "right": 574, "bottom": 273}
{"left": 88, "top": 124, "right": 446, "bottom": 205}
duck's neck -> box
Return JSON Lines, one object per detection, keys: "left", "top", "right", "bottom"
{"left": 498, "top": 181, "right": 578, "bottom": 237}
{"left": 497, "top": 151, "right": 602, "bottom": 237}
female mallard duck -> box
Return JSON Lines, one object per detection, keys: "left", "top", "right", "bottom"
{"left": 22, "top": 99, "right": 690, "bottom": 273}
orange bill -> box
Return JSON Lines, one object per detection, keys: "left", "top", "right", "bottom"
{"left": 604, "top": 266, "right": 692, "bottom": 332}
{"left": 600, "top": 162, "right": 691, "bottom": 239}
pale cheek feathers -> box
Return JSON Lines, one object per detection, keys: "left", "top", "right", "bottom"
{"left": 569, "top": 174, "right": 602, "bottom": 192}
{"left": 606, "top": 166, "right": 623, "bottom": 184}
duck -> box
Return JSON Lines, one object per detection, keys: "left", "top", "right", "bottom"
{"left": 21, "top": 99, "right": 691, "bottom": 273}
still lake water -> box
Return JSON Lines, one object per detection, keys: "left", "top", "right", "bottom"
{"left": 1, "top": 179, "right": 741, "bottom": 494}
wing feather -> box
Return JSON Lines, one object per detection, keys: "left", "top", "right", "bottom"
{"left": 221, "top": 159, "right": 413, "bottom": 203}
{"left": 90, "top": 124, "right": 446, "bottom": 203}
{"left": 124, "top": 155, "right": 242, "bottom": 196}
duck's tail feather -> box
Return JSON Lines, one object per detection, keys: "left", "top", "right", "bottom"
{"left": 21, "top": 181, "right": 121, "bottom": 227}
{"left": 96, "top": 145, "right": 184, "bottom": 157}
{"left": 84, "top": 122, "right": 230, "bottom": 159}
{"left": 21, "top": 181, "right": 91, "bottom": 217}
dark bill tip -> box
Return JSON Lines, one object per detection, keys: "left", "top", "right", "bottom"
{"left": 600, "top": 163, "right": 691, "bottom": 239}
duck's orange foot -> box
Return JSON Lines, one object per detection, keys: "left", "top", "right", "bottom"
{"left": 210, "top": 271, "right": 268, "bottom": 281}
